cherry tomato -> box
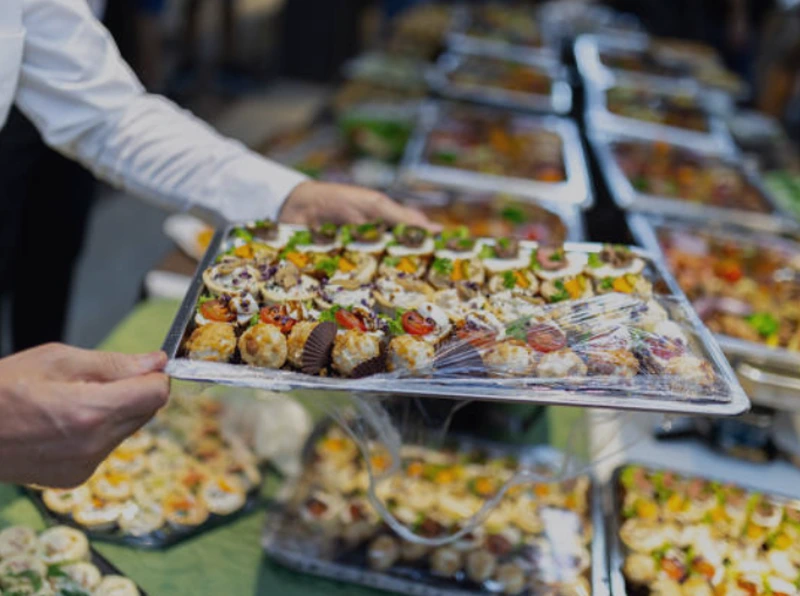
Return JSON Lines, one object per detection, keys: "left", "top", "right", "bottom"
{"left": 402, "top": 311, "right": 436, "bottom": 336}
{"left": 200, "top": 299, "right": 235, "bottom": 323}
{"left": 335, "top": 309, "right": 367, "bottom": 332}
{"left": 661, "top": 558, "right": 685, "bottom": 581}
{"left": 714, "top": 259, "right": 743, "bottom": 283}
{"left": 646, "top": 336, "right": 685, "bottom": 361}
{"left": 693, "top": 558, "right": 715, "bottom": 580}
{"left": 526, "top": 323, "right": 567, "bottom": 353}
{"left": 456, "top": 327, "right": 497, "bottom": 348}
{"left": 260, "top": 306, "right": 297, "bottom": 334}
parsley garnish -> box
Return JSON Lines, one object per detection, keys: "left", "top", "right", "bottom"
{"left": 197, "top": 295, "right": 215, "bottom": 306}
{"left": 319, "top": 305, "right": 343, "bottom": 323}
{"left": 506, "top": 317, "right": 531, "bottom": 342}
{"left": 231, "top": 228, "right": 253, "bottom": 242}
{"left": 549, "top": 279, "right": 570, "bottom": 303}
{"left": 746, "top": 312, "right": 779, "bottom": 338}
{"left": 600, "top": 277, "right": 614, "bottom": 290}
{"left": 380, "top": 311, "right": 406, "bottom": 335}
{"left": 497, "top": 237, "right": 511, "bottom": 249}
{"left": 383, "top": 256, "right": 400, "bottom": 268}
{"left": 8, "top": 570, "right": 43, "bottom": 592}
{"left": 340, "top": 226, "right": 353, "bottom": 246}
{"left": 587, "top": 253, "right": 603, "bottom": 268}
{"left": 500, "top": 206, "right": 526, "bottom": 224}
{"left": 502, "top": 270, "right": 517, "bottom": 289}
{"left": 315, "top": 257, "right": 340, "bottom": 277}
{"left": 47, "top": 565, "right": 68, "bottom": 579}
{"left": 432, "top": 258, "right": 454, "bottom": 277}
{"left": 479, "top": 244, "right": 496, "bottom": 260}
{"left": 529, "top": 249, "right": 541, "bottom": 270}
{"left": 248, "top": 313, "right": 260, "bottom": 328}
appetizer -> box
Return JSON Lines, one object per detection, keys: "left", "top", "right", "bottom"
{"left": 605, "top": 87, "right": 710, "bottom": 132}
{"left": 0, "top": 525, "right": 140, "bottom": 595}
{"left": 617, "top": 464, "right": 800, "bottom": 596}
{"left": 267, "top": 427, "right": 595, "bottom": 596}
{"left": 446, "top": 54, "right": 553, "bottom": 97}
{"left": 462, "top": 3, "right": 544, "bottom": 49}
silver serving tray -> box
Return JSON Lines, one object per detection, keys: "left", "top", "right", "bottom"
{"left": 575, "top": 35, "right": 747, "bottom": 106}
{"left": 263, "top": 435, "right": 610, "bottom": 596}
{"left": 162, "top": 227, "right": 750, "bottom": 416}
{"left": 427, "top": 48, "right": 572, "bottom": 115}
{"left": 389, "top": 180, "right": 586, "bottom": 243}
{"left": 606, "top": 463, "right": 800, "bottom": 596}
{"left": 445, "top": 4, "right": 558, "bottom": 61}
{"left": 628, "top": 213, "right": 800, "bottom": 410}
{"left": 401, "top": 101, "right": 593, "bottom": 209}
{"left": 595, "top": 131, "right": 799, "bottom": 235}
{"left": 584, "top": 79, "right": 735, "bottom": 155}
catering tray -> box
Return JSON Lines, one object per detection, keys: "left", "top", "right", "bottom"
{"left": 391, "top": 181, "right": 585, "bottom": 244}
{"left": 628, "top": 214, "right": 800, "bottom": 410}
{"left": 446, "top": 4, "right": 556, "bottom": 61}
{"left": 0, "top": 523, "right": 147, "bottom": 594}
{"left": 163, "top": 220, "right": 749, "bottom": 416}
{"left": 426, "top": 48, "right": 572, "bottom": 115}
{"left": 607, "top": 463, "right": 800, "bottom": 596}
{"left": 585, "top": 82, "right": 734, "bottom": 155}
{"left": 401, "top": 102, "right": 593, "bottom": 209}
{"left": 25, "top": 394, "right": 264, "bottom": 548}
{"left": 593, "top": 132, "right": 798, "bottom": 235}
{"left": 263, "top": 423, "right": 609, "bottom": 596}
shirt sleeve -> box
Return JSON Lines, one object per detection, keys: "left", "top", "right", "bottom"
{"left": 14, "top": 0, "right": 308, "bottom": 224}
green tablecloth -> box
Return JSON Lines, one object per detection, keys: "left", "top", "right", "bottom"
{"left": 0, "top": 299, "right": 583, "bottom": 596}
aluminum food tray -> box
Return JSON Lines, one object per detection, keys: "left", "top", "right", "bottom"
{"left": 584, "top": 80, "right": 735, "bottom": 155}
{"left": 628, "top": 213, "right": 800, "bottom": 411}
{"left": 594, "top": 131, "right": 799, "bottom": 235}
{"left": 263, "top": 433, "right": 610, "bottom": 596}
{"left": 606, "top": 463, "right": 800, "bottom": 596}
{"left": 426, "top": 48, "right": 572, "bottom": 115}
{"left": 162, "top": 226, "right": 749, "bottom": 416}
{"left": 400, "top": 102, "right": 593, "bottom": 209}
{"left": 389, "top": 181, "right": 587, "bottom": 243}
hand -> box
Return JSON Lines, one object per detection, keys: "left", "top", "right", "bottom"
{"left": 279, "top": 180, "right": 441, "bottom": 230}
{"left": 0, "top": 344, "right": 169, "bottom": 488}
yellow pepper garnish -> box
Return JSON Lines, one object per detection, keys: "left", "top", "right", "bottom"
{"left": 564, "top": 277, "right": 584, "bottom": 299}
{"left": 612, "top": 276, "right": 634, "bottom": 293}
{"left": 472, "top": 477, "right": 496, "bottom": 497}
{"left": 773, "top": 533, "right": 792, "bottom": 550}
{"left": 435, "top": 469, "right": 456, "bottom": 484}
{"left": 286, "top": 251, "right": 309, "bottom": 269}
{"left": 320, "top": 437, "right": 347, "bottom": 453}
{"left": 338, "top": 257, "right": 356, "bottom": 273}
{"left": 745, "top": 523, "right": 764, "bottom": 540}
{"left": 406, "top": 462, "right": 424, "bottom": 478}
{"left": 514, "top": 270, "right": 530, "bottom": 289}
{"left": 451, "top": 259, "right": 466, "bottom": 282}
{"left": 636, "top": 500, "right": 659, "bottom": 520}
{"left": 397, "top": 257, "right": 417, "bottom": 274}
{"left": 708, "top": 506, "right": 726, "bottom": 523}
{"left": 234, "top": 244, "right": 254, "bottom": 259}
{"left": 534, "top": 483, "right": 551, "bottom": 498}
{"left": 666, "top": 493, "right": 685, "bottom": 513}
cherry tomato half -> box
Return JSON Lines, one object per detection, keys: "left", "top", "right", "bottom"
{"left": 200, "top": 299, "right": 235, "bottom": 323}
{"left": 260, "top": 306, "right": 297, "bottom": 334}
{"left": 456, "top": 327, "right": 497, "bottom": 349}
{"left": 335, "top": 309, "right": 367, "bottom": 332}
{"left": 526, "top": 322, "right": 567, "bottom": 353}
{"left": 401, "top": 311, "right": 436, "bottom": 336}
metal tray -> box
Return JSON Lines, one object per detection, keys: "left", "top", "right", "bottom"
{"left": 163, "top": 226, "right": 750, "bottom": 416}
{"left": 263, "top": 429, "right": 610, "bottom": 596}
{"left": 24, "top": 485, "right": 261, "bottom": 550}
{"left": 596, "top": 132, "right": 798, "bottom": 235}
{"left": 426, "top": 48, "right": 572, "bottom": 115}
{"left": 445, "top": 4, "right": 558, "bottom": 61}
{"left": 400, "top": 101, "right": 593, "bottom": 209}
{"left": 390, "top": 180, "right": 586, "bottom": 243}
{"left": 584, "top": 80, "right": 735, "bottom": 155}
{"left": 606, "top": 463, "right": 800, "bottom": 596}
{"left": 628, "top": 213, "right": 800, "bottom": 410}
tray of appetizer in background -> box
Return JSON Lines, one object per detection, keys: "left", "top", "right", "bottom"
{"left": 629, "top": 214, "right": 800, "bottom": 409}
{"left": 426, "top": 47, "right": 572, "bottom": 114}
{"left": 392, "top": 181, "right": 584, "bottom": 244}
{"left": 592, "top": 133, "right": 798, "bottom": 235}
{"left": 608, "top": 463, "right": 800, "bottom": 596}
{"left": 0, "top": 524, "right": 145, "bottom": 595}
{"left": 585, "top": 82, "right": 733, "bottom": 154}
{"left": 446, "top": 3, "right": 556, "bottom": 60}
{"left": 263, "top": 423, "right": 607, "bottom": 596}
{"left": 537, "top": 2, "right": 643, "bottom": 47}
{"left": 27, "top": 394, "right": 263, "bottom": 548}
{"left": 401, "top": 102, "right": 592, "bottom": 208}
{"left": 575, "top": 34, "right": 746, "bottom": 100}
{"left": 163, "top": 219, "right": 749, "bottom": 415}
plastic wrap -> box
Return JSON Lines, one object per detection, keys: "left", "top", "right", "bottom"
{"left": 27, "top": 390, "right": 263, "bottom": 548}
{"left": 401, "top": 102, "right": 592, "bottom": 208}
{"left": 593, "top": 132, "right": 797, "bottom": 235}
{"left": 163, "top": 222, "right": 749, "bottom": 416}
{"left": 0, "top": 524, "right": 146, "bottom": 594}
{"left": 427, "top": 48, "right": 572, "bottom": 114}
{"left": 263, "top": 412, "right": 608, "bottom": 596}
{"left": 608, "top": 463, "right": 800, "bottom": 596}
{"left": 537, "top": 2, "right": 643, "bottom": 45}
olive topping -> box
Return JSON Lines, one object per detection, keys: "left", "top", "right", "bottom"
{"left": 248, "top": 219, "right": 279, "bottom": 241}
{"left": 599, "top": 245, "right": 634, "bottom": 268}
{"left": 310, "top": 222, "right": 339, "bottom": 245}
{"left": 352, "top": 221, "right": 387, "bottom": 243}
{"left": 445, "top": 236, "right": 476, "bottom": 252}
{"left": 536, "top": 247, "right": 567, "bottom": 271}
{"left": 494, "top": 237, "right": 519, "bottom": 259}
{"left": 395, "top": 225, "right": 428, "bottom": 249}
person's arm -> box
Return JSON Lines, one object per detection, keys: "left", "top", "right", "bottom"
{"left": 15, "top": 0, "right": 431, "bottom": 227}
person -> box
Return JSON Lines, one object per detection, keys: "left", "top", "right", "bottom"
{"left": 0, "top": 0, "right": 432, "bottom": 489}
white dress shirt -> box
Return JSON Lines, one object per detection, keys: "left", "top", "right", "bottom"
{"left": 0, "top": 0, "right": 308, "bottom": 223}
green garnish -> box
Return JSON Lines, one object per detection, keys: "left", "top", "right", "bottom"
{"left": 479, "top": 244, "right": 496, "bottom": 260}
{"left": 502, "top": 270, "right": 517, "bottom": 289}
{"left": 248, "top": 313, "right": 260, "bottom": 328}
{"left": 506, "top": 317, "right": 531, "bottom": 342}
{"left": 433, "top": 150, "right": 458, "bottom": 165}
{"left": 600, "top": 277, "right": 614, "bottom": 290}
{"left": 529, "top": 249, "right": 541, "bottom": 270}
{"left": 315, "top": 257, "right": 340, "bottom": 277}
{"left": 383, "top": 256, "right": 400, "bottom": 268}
{"left": 319, "top": 222, "right": 338, "bottom": 236}
{"left": 632, "top": 176, "right": 648, "bottom": 191}
{"left": 549, "top": 279, "right": 570, "bottom": 303}
{"left": 392, "top": 223, "right": 407, "bottom": 238}
{"left": 587, "top": 253, "right": 603, "bottom": 268}
{"left": 497, "top": 237, "right": 511, "bottom": 249}
{"left": 379, "top": 311, "right": 406, "bottom": 335}
{"left": 231, "top": 228, "right": 253, "bottom": 242}
{"left": 319, "top": 305, "right": 343, "bottom": 323}
{"left": 550, "top": 249, "right": 564, "bottom": 261}
{"left": 434, "top": 226, "right": 469, "bottom": 250}
{"left": 500, "top": 205, "right": 526, "bottom": 224}
{"left": 7, "top": 570, "right": 43, "bottom": 592}
{"left": 280, "top": 230, "right": 312, "bottom": 258}
{"left": 620, "top": 466, "right": 637, "bottom": 489}
{"left": 432, "top": 258, "right": 454, "bottom": 277}
{"left": 746, "top": 312, "right": 779, "bottom": 338}
{"left": 198, "top": 295, "right": 215, "bottom": 306}
{"left": 46, "top": 565, "right": 68, "bottom": 579}
{"left": 340, "top": 226, "right": 353, "bottom": 246}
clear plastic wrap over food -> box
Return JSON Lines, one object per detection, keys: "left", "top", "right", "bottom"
{"left": 263, "top": 407, "right": 610, "bottom": 596}
{"left": 163, "top": 222, "right": 749, "bottom": 416}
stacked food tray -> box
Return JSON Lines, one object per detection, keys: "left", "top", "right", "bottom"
{"left": 608, "top": 463, "right": 800, "bottom": 596}
{"left": 400, "top": 102, "right": 592, "bottom": 208}
{"left": 591, "top": 132, "right": 799, "bottom": 235}
{"left": 426, "top": 47, "right": 572, "bottom": 114}
{"left": 629, "top": 214, "right": 800, "bottom": 411}
{"left": 263, "top": 423, "right": 609, "bottom": 596}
